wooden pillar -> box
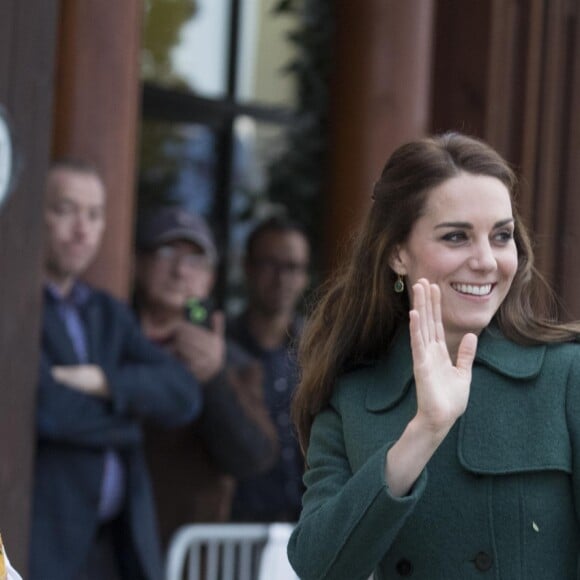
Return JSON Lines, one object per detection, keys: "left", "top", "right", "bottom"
{"left": 324, "top": 0, "right": 435, "bottom": 269}
{"left": 483, "top": 0, "right": 579, "bottom": 309}
{"left": 0, "top": 1, "right": 60, "bottom": 572}
{"left": 557, "top": 1, "right": 580, "bottom": 318}
{"left": 52, "top": 0, "right": 143, "bottom": 299}
{"left": 430, "top": 0, "right": 492, "bottom": 138}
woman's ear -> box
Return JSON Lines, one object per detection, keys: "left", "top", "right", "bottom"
{"left": 388, "top": 245, "right": 406, "bottom": 276}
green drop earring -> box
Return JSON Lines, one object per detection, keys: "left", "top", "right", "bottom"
{"left": 394, "top": 274, "right": 405, "bottom": 293}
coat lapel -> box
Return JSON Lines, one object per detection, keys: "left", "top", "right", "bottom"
{"left": 474, "top": 325, "right": 545, "bottom": 379}
{"left": 42, "top": 301, "right": 80, "bottom": 364}
{"left": 359, "top": 326, "right": 546, "bottom": 412}
{"left": 364, "top": 324, "right": 546, "bottom": 413}
{"left": 365, "top": 327, "right": 414, "bottom": 412}
{"left": 458, "top": 328, "right": 572, "bottom": 474}
{"left": 363, "top": 322, "right": 570, "bottom": 474}
{"left": 81, "top": 294, "right": 104, "bottom": 363}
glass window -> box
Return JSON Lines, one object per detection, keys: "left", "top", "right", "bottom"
{"left": 227, "top": 116, "right": 290, "bottom": 312}
{"left": 139, "top": 0, "right": 316, "bottom": 304}
{"left": 142, "top": 0, "right": 230, "bottom": 98}
{"left": 139, "top": 119, "right": 217, "bottom": 219}
{"left": 237, "top": 0, "right": 299, "bottom": 107}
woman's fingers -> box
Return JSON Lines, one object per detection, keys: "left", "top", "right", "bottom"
{"left": 412, "top": 281, "right": 429, "bottom": 342}
{"left": 413, "top": 279, "right": 441, "bottom": 343}
{"left": 409, "top": 309, "right": 425, "bottom": 361}
{"left": 456, "top": 332, "right": 478, "bottom": 372}
{"left": 430, "top": 283, "right": 445, "bottom": 343}
{"left": 423, "top": 280, "right": 435, "bottom": 341}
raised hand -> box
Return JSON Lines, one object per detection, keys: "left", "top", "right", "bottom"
{"left": 385, "top": 278, "right": 478, "bottom": 497}
{"left": 172, "top": 311, "right": 226, "bottom": 383}
{"left": 409, "top": 278, "right": 477, "bottom": 433}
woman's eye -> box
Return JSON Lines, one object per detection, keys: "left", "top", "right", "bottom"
{"left": 441, "top": 231, "right": 467, "bottom": 243}
{"left": 494, "top": 230, "right": 514, "bottom": 243}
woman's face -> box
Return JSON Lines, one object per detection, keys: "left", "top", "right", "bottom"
{"left": 392, "top": 172, "right": 518, "bottom": 345}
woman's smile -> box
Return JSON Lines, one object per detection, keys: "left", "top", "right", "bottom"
{"left": 450, "top": 282, "right": 495, "bottom": 296}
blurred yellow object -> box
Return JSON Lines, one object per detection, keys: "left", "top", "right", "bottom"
{"left": 0, "top": 533, "right": 7, "bottom": 580}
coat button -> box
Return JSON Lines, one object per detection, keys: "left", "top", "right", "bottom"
{"left": 473, "top": 551, "right": 493, "bottom": 571}
{"left": 395, "top": 558, "right": 413, "bottom": 576}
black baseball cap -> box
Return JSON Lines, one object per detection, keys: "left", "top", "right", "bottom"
{"left": 136, "top": 207, "right": 218, "bottom": 264}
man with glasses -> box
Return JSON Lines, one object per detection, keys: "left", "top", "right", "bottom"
{"left": 134, "top": 207, "right": 278, "bottom": 547}
{"left": 228, "top": 216, "right": 311, "bottom": 523}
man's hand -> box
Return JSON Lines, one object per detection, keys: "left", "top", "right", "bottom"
{"left": 172, "top": 312, "right": 226, "bottom": 383}
{"left": 51, "top": 364, "right": 110, "bottom": 398}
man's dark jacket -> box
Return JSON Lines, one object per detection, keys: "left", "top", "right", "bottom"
{"left": 30, "top": 287, "right": 203, "bottom": 580}
{"left": 145, "top": 339, "right": 279, "bottom": 546}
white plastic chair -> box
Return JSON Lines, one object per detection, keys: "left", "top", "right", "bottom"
{"left": 165, "top": 523, "right": 297, "bottom": 580}
{"left": 257, "top": 524, "right": 298, "bottom": 580}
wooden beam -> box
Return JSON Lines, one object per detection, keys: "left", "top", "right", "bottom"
{"left": 558, "top": 0, "right": 580, "bottom": 318}
{"left": 325, "top": 0, "right": 435, "bottom": 269}
{"left": 430, "top": 0, "right": 491, "bottom": 137}
{"left": 0, "top": 0, "right": 60, "bottom": 573}
{"left": 52, "top": 0, "right": 143, "bottom": 299}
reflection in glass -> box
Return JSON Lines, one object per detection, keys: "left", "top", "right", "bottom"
{"left": 238, "top": 0, "right": 299, "bottom": 107}
{"left": 139, "top": 120, "right": 217, "bottom": 218}
{"left": 142, "top": 0, "right": 229, "bottom": 98}
{"left": 227, "top": 116, "right": 290, "bottom": 312}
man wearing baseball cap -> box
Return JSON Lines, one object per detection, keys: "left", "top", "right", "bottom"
{"left": 136, "top": 207, "right": 218, "bottom": 266}
{"left": 134, "top": 206, "right": 278, "bottom": 547}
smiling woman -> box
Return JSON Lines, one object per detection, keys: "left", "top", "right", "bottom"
{"left": 287, "top": 132, "right": 580, "bottom": 580}
{"left": 388, "top": 172, "right": 518, "bottom": 359}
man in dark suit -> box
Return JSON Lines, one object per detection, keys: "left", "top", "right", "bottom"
{"left": 29, "top": 159, "right": 203, "bottom": 580}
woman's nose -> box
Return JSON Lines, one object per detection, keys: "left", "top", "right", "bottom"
{"left": 468, "top": 240, "right": 496, "bottom": 271}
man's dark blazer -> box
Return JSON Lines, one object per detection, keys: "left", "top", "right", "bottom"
{"left": 30, "top": 286, "right": 203, "bottom": 580}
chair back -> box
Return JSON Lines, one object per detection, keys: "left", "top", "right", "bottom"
{"left": 166, "top": 523, "right": 270, "bottom": 580}
{"left": 257, "top": 524, "right": 298, "bottom": 580}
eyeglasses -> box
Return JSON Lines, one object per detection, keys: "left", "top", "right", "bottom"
{"left": 251, "top": 258, "right": 309, "bottom": 276}
{"left": 153, "top": 245, "right": 211, "bottom": 270}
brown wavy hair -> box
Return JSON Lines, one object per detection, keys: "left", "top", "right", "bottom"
{"left": 293, "top": 132, "right": 580, "bottom": 453}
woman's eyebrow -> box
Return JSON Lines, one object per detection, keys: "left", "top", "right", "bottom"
{"left": 435, "top": 221, "right": 472, "bottom": 229}
{"left": 435, "top": 217, "right": 514, "bottom": 229}
{"left": 494, "top": 218, "right": 515, "bottom": 228}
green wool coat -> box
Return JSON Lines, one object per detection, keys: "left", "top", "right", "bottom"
{"left": 288, "top": 325, "right": 580, "bottom": 579}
